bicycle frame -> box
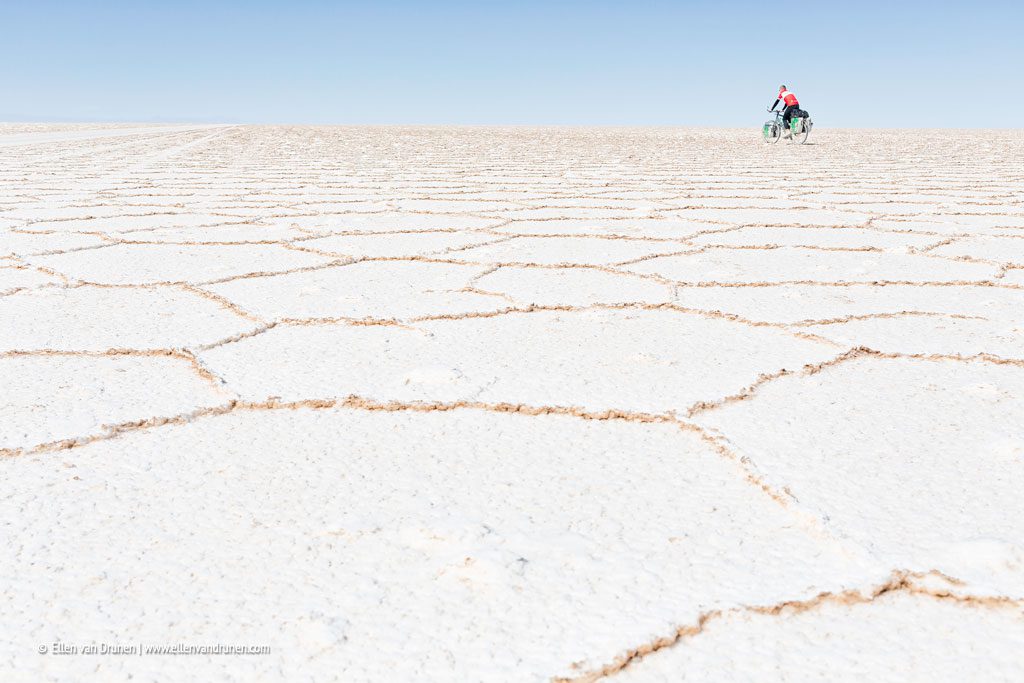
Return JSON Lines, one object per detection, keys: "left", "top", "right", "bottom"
{"left": 763, "top": 107, "right": 811, "bottom": 144}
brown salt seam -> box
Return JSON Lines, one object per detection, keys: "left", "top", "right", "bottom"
{"left": 696, "top": 241, "right": 897, "bottom": 253}
{"left": 788, "top": 310, "right": 989, "bottom": 327}
{"left": 686, "top": 346, "right": 1024, "bottom": 418}
{"left": 0, "top": 393, "right": 793, "bottom": 509}
{"left": 457, "top": 286, "right": 517, "bottom": 303}
{"left": 0, "top": 396, "right": 682, "bottom": 459}
{"left": 12, "top": 261, "right": 77, "bottom": 285}
{"left": 0, "top": 347, "right": 226, "bottom": 391}
{"left": 681, "top": 278, "right": 1022, "bottom": 289}
{"left": 915, "top": 236, "right": 959, "bottom": 253}
{"left": 157, "top": 294, "right": 1024, "bottom": 354}
{"left": 192, "top": 322, "right": 280, "bottom": 351}
{"left": 555, "top": 570, "right": 1024, "bottom": 683}
{"left": 190, "top": 301, "right": 838, "bottom": 351}
{"left": 176, "top": 284, "right": 267, "bottom": 322}
{"left": 7, "top": 348, "right": 1019, "bottom": 504}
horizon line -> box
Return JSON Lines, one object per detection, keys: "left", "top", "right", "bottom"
{"left": 3, "top": 120, "right": 1024, "bottom": 132}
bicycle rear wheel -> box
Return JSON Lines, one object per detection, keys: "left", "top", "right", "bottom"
{"left": 795, "top": 118, "right": 812, "bottom": 144}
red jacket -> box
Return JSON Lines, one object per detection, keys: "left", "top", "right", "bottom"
{"left": 778, "top": 88, "right": 799, "bottom": 106}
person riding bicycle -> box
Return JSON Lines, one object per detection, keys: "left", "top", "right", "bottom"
{"left": 769, "top": 85, "right": 801, "bottom": 135}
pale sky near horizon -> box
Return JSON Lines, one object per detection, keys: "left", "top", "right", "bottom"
{"left": 2, "top": 0, "right": 1021, "bottom": 127}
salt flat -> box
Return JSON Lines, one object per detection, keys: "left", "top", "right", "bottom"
{"left": 1, "top": 125, "right": 1023, "bottom": 681}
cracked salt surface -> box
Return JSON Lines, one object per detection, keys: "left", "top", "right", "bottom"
{"left": 298, "top": 231, "right": 500, "bottom": 257}
{"left": 199, "top": 308, "right": 837, "bottom": 414}
{"left": 2, "top": 125, "right": 1024, "bottom": 681}
{"left": 475, "top": 266, "right": 673, "bottom": 307}
{"left": 0, "top": 286, "right": 256, "bottom": 351}
{"left": 686, "top": 225, "right": 941, "bottom": 250}
{"left": 0, "top": 266, "right": 64, "bottom": 293}
{"left": 694, "top": 356, "right": 1024, "bottom": 597}
{"left": 611, "top": 590, "right": 1024, "bottom": 683}
{"left": 1, "top": 409, "right": 874, "bottom": 681}
{"left": 625, "top": 247, "right": 999, "bottom": 284}
{"left": 204, "top": 259, "right": 505, "bottom": 320}
{"left": 28, "top": 242, "right": 331, "bottom": 285}
{"left": 674, "top": 283, "right": 1024, "bottom": 325}
{"left": 0, "top": 354, "right": 231, "bottom": 452}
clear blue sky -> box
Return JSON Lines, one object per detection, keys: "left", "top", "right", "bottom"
{"left": 2, "top": 0, "right": 1021, "bottom": 127}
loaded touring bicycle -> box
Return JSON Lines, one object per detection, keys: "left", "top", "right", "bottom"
{"left": 763, "top": 107, "right": 812, "bottom": 144}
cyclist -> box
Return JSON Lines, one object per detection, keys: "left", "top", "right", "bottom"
{"left": 769, "top": 85, "right": 801, "bottom": 136}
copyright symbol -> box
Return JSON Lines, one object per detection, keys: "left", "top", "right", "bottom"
{"left": 38, "top": 644, "right": 48, "bottom": 654}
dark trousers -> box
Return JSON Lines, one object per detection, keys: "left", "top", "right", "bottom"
{"left": 782, "top": 104, "right": 799, "bottom": 130}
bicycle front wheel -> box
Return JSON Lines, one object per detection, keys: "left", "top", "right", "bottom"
{"left": 763, "top": 123, "right": 781, "bottom": 144}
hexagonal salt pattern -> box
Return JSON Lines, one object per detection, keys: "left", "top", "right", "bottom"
{"left": 2, "top": 125, "right": 1023, "bottom": 681}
